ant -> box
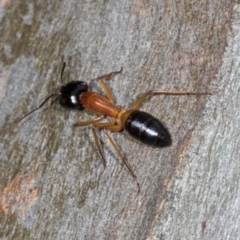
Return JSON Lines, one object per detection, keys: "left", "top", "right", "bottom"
{"left": 16, "top": 63, "right": 213, "bottom": 192}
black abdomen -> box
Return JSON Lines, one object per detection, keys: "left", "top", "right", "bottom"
{"left": 124, "top": 110, "right": 171, "bottom": 147}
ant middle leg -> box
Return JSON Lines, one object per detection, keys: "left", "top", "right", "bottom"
{"left": 103, "top": 129, "right": 140, "bottom": 193}
{"left": 94, "top": 121, "right": 123, "bottom": 132}
{"left": 93, "top": 121, "right": 140, "bottom": 192}
{"left": 92, "top": 126, "right": 107, "bottom": 173}
{"left": 98, "top": 64, "right": 123, "bottom": 103}
{"left": 75, "top": 116, "right": 104, "bottom": 126}
{"left": 131, "top": 90, "right": 213, "bottom": 110}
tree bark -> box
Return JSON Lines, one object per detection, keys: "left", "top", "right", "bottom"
{"left": 0, "top": 1, "right": 239, "bottom": 239}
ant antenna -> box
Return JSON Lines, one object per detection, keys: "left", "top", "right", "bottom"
{"left": 13, "top": 62, "right": 66, "bottom": 131}
{"left": 14, "top": 93, "right": 58, "bottom": 130}
{"left": 61, "top": 62, "right": 66, "bottom": 84}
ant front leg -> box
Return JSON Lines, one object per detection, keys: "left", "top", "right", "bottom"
{"left": 131, "top": 90, "right": 213, "bottom": 110}
{"left": 97, "top": 64, "right": 123, "bottom": 104}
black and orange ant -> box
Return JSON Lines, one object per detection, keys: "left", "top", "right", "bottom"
{"left": 16, "top": 63, "right": 212, "bottom": 192}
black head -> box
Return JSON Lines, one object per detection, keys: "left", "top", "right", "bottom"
{"left": 59, "top": 81, "right": 88, "bottom": 110}
{"left": 15, "top": 63, "right": 89, "bottom": 129}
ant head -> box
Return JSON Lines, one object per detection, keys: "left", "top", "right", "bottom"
{"left": 14, "top": 62, "right": 87, "bottom": 130}
{"left": 58, "top": 61, "right": 88, "bottom": 110}
{"left": 59, "top": 81, "right": 88, "bottom": 110}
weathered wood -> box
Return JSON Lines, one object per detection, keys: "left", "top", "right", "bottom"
{"left": 0, "top": 1, "right": 239, "bottom": 239}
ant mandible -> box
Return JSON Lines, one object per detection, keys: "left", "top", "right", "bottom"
{"left": 16, "top": 63, "right": 212, "bottom": 192}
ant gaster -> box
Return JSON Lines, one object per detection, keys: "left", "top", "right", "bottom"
{"left": 16, "top": 63, "right": 213, "bottom": 192}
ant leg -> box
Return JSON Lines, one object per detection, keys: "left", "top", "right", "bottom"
{"left": 75, "top": 116, "right": 104, "bottom": 126}
{"left": 131, "top": 91, "right": 153, "bottom": 110}
{"left": 98, "top": 65, "right": 123, "bottom": 103}
{"left": 94, "top": 121, "right": 123, "bottom": 132}
{"left": 98, "top": 64, "right": 123, "bottom": 81}
{"left": 103, "top": 129, "right": 140, "bottom": 193}
{"left": 152, "top": 90, "right": 213, "bottom": 96}
{"left": 92, "top": 126, "right": 106, "bottom": 173}
{"left": 131, "top": 90, "right": 213, "bottom": 110}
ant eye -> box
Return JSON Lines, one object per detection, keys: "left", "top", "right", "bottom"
{"left": 59, "top": 81, "right": 88, "bottom": 110}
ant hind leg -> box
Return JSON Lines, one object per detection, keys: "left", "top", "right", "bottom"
{"left": 131, "top": 90, "right": 213, "bottom": 110}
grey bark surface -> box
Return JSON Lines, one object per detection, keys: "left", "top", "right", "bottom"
{"left": 0, "top": 1, "right": 239, "bottom": 240}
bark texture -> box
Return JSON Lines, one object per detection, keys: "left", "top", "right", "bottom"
{"left": 0, "top": 1, "right": 239, "bottom": 239}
